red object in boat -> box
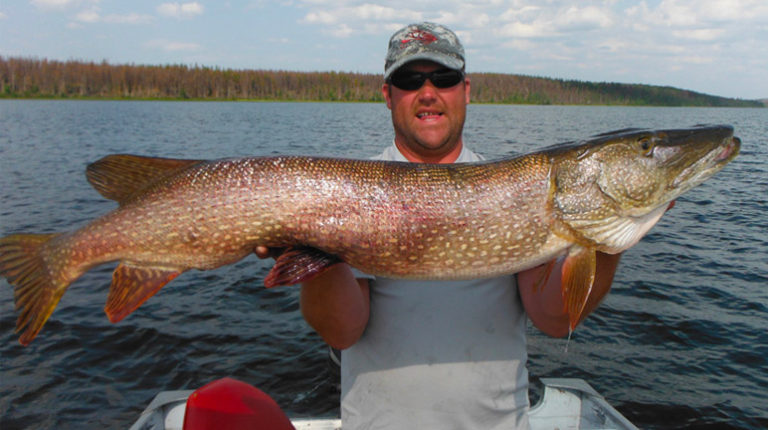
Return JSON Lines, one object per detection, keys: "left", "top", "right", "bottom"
{"left": 182, "top": 377, "right": 294, "bottom": 430}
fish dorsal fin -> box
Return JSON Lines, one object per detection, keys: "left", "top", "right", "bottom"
{"left": 561, "top": 245, "right": 597, "bottom": 331}
{"left": 104, "top": 262, "right": 183, "bottom": 323}
{"left": 86, "top": 154, "right": 203, "bottom": 204}
{"left": 264, "top": 247, "right": 342, "bottom": 288}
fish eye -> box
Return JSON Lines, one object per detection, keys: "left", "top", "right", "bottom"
{"left": 638, "top": 138, "right": 654, "bottom": 156}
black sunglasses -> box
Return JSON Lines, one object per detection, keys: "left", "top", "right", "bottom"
{"left": 388, "top": 69, "right": 464, "bottom": 91}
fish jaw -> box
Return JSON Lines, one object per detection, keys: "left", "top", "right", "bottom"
{"left": 668, "top": 133, "right": 740, "bottom": 195}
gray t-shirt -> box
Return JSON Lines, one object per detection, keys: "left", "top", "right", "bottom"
{"left": 341, "top": 143, "right": 531, "bottom": 429}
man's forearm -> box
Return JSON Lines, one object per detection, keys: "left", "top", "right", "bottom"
{"left": 300, "top": 264, "right": 370, "bottom": 349}
{"left": 519, "top": 251, "right": 621, "bottom": 338}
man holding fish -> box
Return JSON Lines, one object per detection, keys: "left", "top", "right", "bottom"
{"left": 1, "top": 20, "right": 737, "bottom": 430}
{"left": 261, "top": 22, "right": 621, "bottom": 429}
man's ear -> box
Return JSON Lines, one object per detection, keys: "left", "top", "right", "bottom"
{"left": 464, "top": 77, "right": 471, "bottom": 104}
{"left": 382, "top": 83, "right": 393, "bottom": 110}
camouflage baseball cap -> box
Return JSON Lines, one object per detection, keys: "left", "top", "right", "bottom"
{"left": 384, "top": 22, "right": 465, "bottom": 80}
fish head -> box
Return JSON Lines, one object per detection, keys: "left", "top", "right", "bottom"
{"left": 551, "top": 125, "right": 740, "bottom": 253}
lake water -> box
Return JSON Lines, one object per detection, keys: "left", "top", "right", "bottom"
{"left": 0, "top": 100, "right": 766, "bottom": 429}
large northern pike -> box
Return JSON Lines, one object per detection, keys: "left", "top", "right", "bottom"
{"left": 0, "top": 125, "right": 739, "bottom": 345}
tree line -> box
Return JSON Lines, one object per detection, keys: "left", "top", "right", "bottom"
{"left": 0, "top": 56, "right": 761, "bottom": 107}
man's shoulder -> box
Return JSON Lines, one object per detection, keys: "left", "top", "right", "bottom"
{"left": 371, "top": 142, "right": 484, "bottom": 162}
{"left": 456, "top": 145, "right": 484, "bottom": 162}
{"left": 370, "top": 143, "right": 408, "bottom": 162}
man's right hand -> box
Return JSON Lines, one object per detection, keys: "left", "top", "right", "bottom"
{"left": 255, "top": 246, "right": 284, "bottom": 260}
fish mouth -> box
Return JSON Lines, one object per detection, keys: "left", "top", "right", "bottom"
{"left": 714, "top": 136, "right": 740, "bottom": 163}
{"left": 671, "top": 133, "right": 740, "bottom": 190}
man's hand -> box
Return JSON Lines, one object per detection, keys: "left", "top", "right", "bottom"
{"left": 519, "top": 199, "right": 676, "bottom": 337}
{"left": 253, "top": 245, "right": 369, "bottom": 349}
{"left": 254, "top": 246, "right": 284, "bottom": 260}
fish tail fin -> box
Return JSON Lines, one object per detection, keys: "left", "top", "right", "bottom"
{"left": 0, "top": 233, "right": 70, "bottom": 346}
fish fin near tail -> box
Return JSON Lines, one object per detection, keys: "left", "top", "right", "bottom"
{"left": 0, "top": 233, "right": 68, "bottom": 346}
{"left": 264, "top": 247, "right": 342, "bottom": 288}
{"left": 561, "top": 245, "right": 596, "bottom": 332}
{"left": 86, "top": 154, "right": 203, "bottom": 204}
{"left": 104, "top": 262, "right": 183, "bottom": 323}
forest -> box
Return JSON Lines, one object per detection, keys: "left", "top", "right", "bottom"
{"left": 0, "top": 56, "right": 762, "bottom": 107}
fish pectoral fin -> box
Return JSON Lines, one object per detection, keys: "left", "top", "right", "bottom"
{"left": 104, "top": 262, "right": 183, "bottom": 323}
{"left": 532, "top": 259, "right": 557, "bottom": 292}
{"left": 561, "top": 245, "right": 597, "bottom": 332}
{"left": 86, "top": 154, "right": 204, "bottom": 204}
{"left": 264, "top": 247, "right": 342, "bottom": 288}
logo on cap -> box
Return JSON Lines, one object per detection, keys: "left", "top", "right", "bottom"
{"left": 400, "top": 30, "right": 437, "bottom": 48}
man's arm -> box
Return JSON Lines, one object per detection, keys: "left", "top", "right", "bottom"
{"left": 520, "top": 201, "right": 674, "bottom": 337}
{"left": 299, "top": 264, "right": 370, "bottom": 350}
{"left": 518, "top": 252, "right": 621, "bottom": 338}
{"left": 254, "top": 246, "right": 369, "bottom": 350}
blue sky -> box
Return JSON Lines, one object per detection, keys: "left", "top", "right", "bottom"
{"left": 2, "top": 0, "right": 767, "bottom": 99}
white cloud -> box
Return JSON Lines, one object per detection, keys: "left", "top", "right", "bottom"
{"left": 300, "top": 2, "right": 423, "bottom": 36}
{"left": 671, "top": 28, "right": 725, "bottom": 41}
{"left": 0, "top": 11, "right": 7, "bottom": 19}
{"left": 157, "top": 2, "right": 204, "bottom": 19}
{"left": 497, "top": 21, "right": 549, "bottom": 39}
{"left": 295, "top": 0, "right": 767, "bottom": 51}
{"left": 146, "top": 39, "right": 202, "bottom": 51}
{"left": 31, "top": 0, "right": 98, "bottom": 10}
{"left": 31, "top": 0, "right": 77, "bottom": 8}
{"left": 302, "top": 10, "right": 336, "bottom": 25}
{"left": 73, "top": 7, "right": 152, "bottom": 24}
{"left": 75, "top": 8, "right": 99, "bottom": 23}
{"left": 677, "top": 55, "right": 716, "bottom": 64}
{"left": 329, "top": 23, "right": 354, "bottom": 38}
{"left": 499, "top": 5, "right": 541, "bottom": 22}
{"left": 554, "top": 5, "right": 613, "bottom": 31}
{"left": 303, "top": 4, "right": 403, "bottom": 25}
{"left": 630, "top": 0, "right": 768, "bottom": 27}
{"left": 32, "top": 0, "right": 152, "bottom": 26}
{"left": 351, "top": 4, "right": 399, "bottom": 20}
{"left": 103, "top": 12, "right": 153, "bottom": 24}
{"left": 164, "top": 42, "right": 202, "bottom": 51}
{"left": 494, "top": 3, "right": 615, "bottom": 39}
{"left": 499, "top": 38, "right": 535, "bottom": 51}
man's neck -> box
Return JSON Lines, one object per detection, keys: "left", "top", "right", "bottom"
{"left": 394, "top": 139, "right": 464, "bottom": 164}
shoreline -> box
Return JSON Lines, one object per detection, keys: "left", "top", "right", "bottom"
{"left": 1, "top": 95, "right": 764, "bottom": 108}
